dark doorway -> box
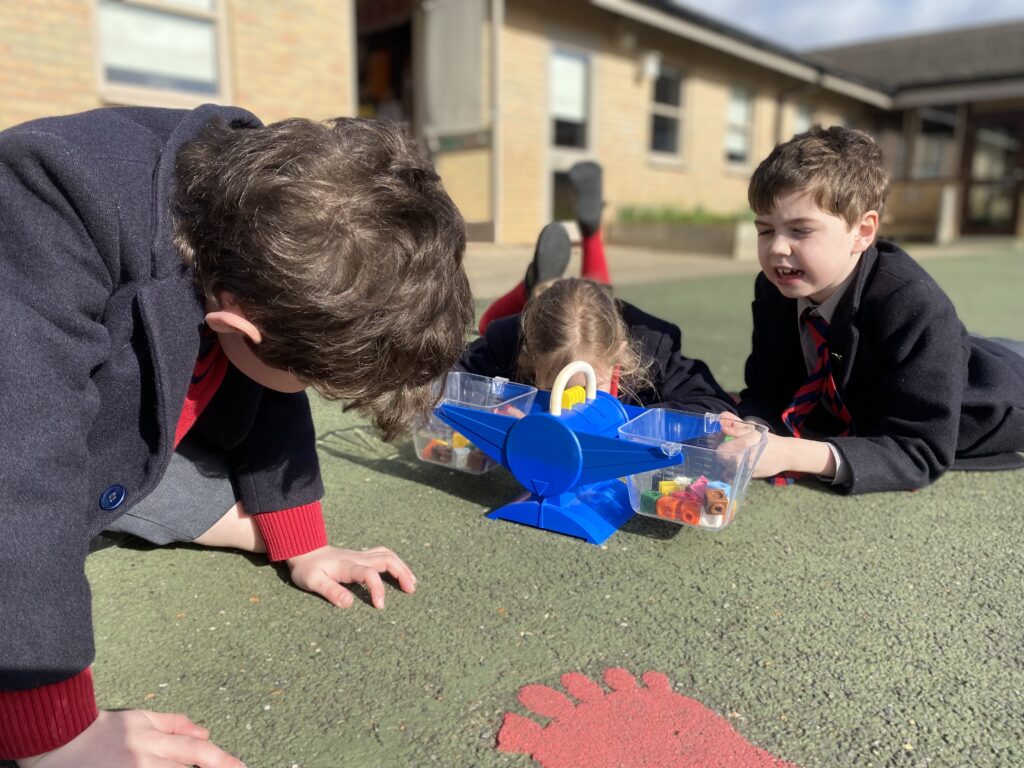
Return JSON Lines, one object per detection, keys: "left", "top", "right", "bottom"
{"left": 356, "top": 0, "right": 414, "bottom": 129}
{"left": 961, "top": 109, "right": 1024, "bottom": 235}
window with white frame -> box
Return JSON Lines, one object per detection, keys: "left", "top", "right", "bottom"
{"left": 96, "top": 0, "right": 227, "bottom": 103}
{"left": 793, "top": 103, "right": 813, "bottom": 135}
{"left": 549, "top": 49, "right": 589, "bottom": 149}
{"left": 724, "top": 86, "right": 753, "bottom": 164}
{"left": 650, "top": 65, "right": 684, "bottom": 155}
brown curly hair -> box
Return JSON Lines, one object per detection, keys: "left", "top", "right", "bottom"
{"left": 173, "top": 116, "right": 473, "bottom": 440}
{"left": 748, "top": 124, "right": 889, "bottom": 226}
{"left": 517, "top": 278, "right": 652, "bottom": 399}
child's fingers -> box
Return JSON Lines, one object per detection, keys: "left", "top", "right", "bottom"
{"left": 142, "top": 710, "right": 209, "bottom": 740}
{"left": 717, "top": 414, "right": 750, "bottom": 437}
{"left": 377, "top": 553, "right": 417, "bottom": 593}
{"left": 153, "top": 731, "right": 246, "bottom": 768}
{"left": 356, "top": 567, "right": 387, "bottom": 609}
{"left": 358, "top": 548, "right": 417, "bottom": 593}
{"left": 313, "top": 575, "right": 355, "bottom": 608}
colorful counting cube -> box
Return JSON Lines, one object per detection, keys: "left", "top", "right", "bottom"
{"left": 706, "top": 500, "right": 727, "bottom": 516}
{"left": 560, "top": 385, "right": 586, "bottom": 411}
{"left": 655, "top": 495, "right": 680, "bottom": 521}
{"left": 451, "top": 432, "right": 470, "bottom": 449}
{"left": 466, "top": 448, "right": 490, "bottom": 472}
{"left": 430, "top": 442, "right": 453, "bottom": 463}
{"left": 707, "top": 480, "right": 732, "bottom": 497}
{"left": 670, "top": 488, "right": 702, "bottom": 506}
{"left": 658, "top": 480, "right": 680, "bottom": 495}
{"left": 420, "top": 438, "right": 449, "bottom": 461}
{"left": 705, "top": 488, "right": 727, "bottom": 503}
{"left": 656, "top": 494, "right": 702, "bottom": 526}
{"left": 677, "top": 497, "right": 702, "bottom": 526}
{"left": 641, "top": 490, "right": 661, "bottom": 515}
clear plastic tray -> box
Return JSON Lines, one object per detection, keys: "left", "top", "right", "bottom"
{"left": 414, "top": 372, "right": 537, "bottom": 474}
{"left": 618, "top": 410, "right": 767, "bottom": 530}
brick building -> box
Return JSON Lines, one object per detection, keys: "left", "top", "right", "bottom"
{"left": 2, "top": 0, "right": 1020, "bottom": 245}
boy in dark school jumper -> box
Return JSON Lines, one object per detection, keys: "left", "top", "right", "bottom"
{"left": 729, "top": 125, "right": 1024, "bottom": 494}
{"left": 0, "top": 106, "right": 472, "bottom": 766}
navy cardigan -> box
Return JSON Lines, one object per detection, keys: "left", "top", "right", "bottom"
{"left": 738, "top": 239, "right": 1024, "bottom": 493}
{"left": 0, "top": 106, "right": 324, "bottom": 700}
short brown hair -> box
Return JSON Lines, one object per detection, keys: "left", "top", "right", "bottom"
{"left": 748, "top": 125, "right": 889, "bottom": 225}
{"left": 517, "top": 278, "right": 651, "bottom": 397}
{"left": 173, "top": 117, "right": 473, "bottom": 440}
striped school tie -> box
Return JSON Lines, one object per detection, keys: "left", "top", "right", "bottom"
{"left": 781, "top": 308, "right": 853, "bottom": 438}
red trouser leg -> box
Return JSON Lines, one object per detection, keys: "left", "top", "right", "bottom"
{"left": 581, "top": 229, "right": 610, "bottom": 284}
{"left": 478, "top": 280, "right": 529, "bottom": 334}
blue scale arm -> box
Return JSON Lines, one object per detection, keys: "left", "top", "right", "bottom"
{"left": 434, "top": 403, "right": 517, "bottom": 466}
{"left": 574, "top": 431, "right": 683, "bottom": 486}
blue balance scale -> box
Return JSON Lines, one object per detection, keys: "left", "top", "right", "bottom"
{"left": 435, "top": 361, "right": 712, "bottom": 545}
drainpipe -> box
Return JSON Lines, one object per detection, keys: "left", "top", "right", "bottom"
{"left": 490, "top": 0, "right": 504, "bottom": 243}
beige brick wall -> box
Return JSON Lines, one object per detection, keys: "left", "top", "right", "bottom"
{"left": 435, "top": 148, "right": 492, "bottom": 222}
{"left": 0, "top": 0, "right": 99, "bottom": 129}
{"left": 498, "top": 3, "right": 551, "bottom": 242}
{"left": 495, "top": 0, "right": 876, "bottom": 244}
{"left": 228, "top": 0, "right": 354, "bottom": 122}
{"left": 0, "top": 0, "right": 355, "bottom": 131}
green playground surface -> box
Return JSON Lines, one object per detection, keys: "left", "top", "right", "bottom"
{"left": 33, "top": 249, "right": 1024, "bottom": 766}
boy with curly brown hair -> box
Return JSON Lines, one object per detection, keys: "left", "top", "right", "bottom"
{"left": 730, "top": 125, "right": 1024, "bottom": 493}
{"left": 0, "top": 106, "right": 472, "bottom": 766}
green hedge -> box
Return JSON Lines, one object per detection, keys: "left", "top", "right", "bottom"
{"left": 616, "top": 205, "right": 753, "bottom": 225}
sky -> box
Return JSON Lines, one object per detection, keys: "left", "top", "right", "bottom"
{"left": 671, "top": 0, "right": 1024, "bottom": 50}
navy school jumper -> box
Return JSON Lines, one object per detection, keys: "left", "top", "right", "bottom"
{"left": 0, "top": 106, "right": 324, "bottom": 755}
{"left": 738, "top": 239, "right": 1024, "bottom": 494}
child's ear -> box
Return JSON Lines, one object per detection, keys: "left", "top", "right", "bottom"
{"left": 204, "top": 291, "right": 263, "bottom": 345}
{"left": 853, "top": 210, "right": 880, "bottom": 252}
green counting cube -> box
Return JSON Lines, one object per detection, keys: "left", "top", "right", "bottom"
{"left": 641, "top": 490, "right": 661, "bottom": 515}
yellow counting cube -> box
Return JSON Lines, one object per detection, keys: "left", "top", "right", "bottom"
{"left": 452, "top": 432, "right": 470, "bottom": 449}
{"left": 658, "top": 480, "right": 680, "bottom": 495}
{"left": 560, "top": 385, "right": 586, "bottom": 411}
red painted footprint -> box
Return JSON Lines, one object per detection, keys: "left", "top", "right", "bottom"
{"left": 497, "top": 668, "right": 797, "bottom": 768}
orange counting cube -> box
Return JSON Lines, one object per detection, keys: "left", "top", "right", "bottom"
{"left": 657, "top": 494, "right": 702, "bottom": 526}
{"left": 677, "top": 497, "right": 702, "bottom": 526}
{"left": 655, "top": 495, "right": 680, "bottom": 521}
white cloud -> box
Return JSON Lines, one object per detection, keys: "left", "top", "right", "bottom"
{"left": 672, "top": 0, "right": 1024, "bottom": 49}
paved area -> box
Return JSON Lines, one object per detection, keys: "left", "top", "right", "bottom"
{"left": 6, "top": 245, "right": 1021, "bottom": 768}
{"left": 464, "top": 236, "right": 1023, "bottom": 300}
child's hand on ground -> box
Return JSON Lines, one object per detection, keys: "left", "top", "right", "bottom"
{"left": 15, "top": 709, "right": 244, "bottom": 768}
{"left": 286, "top": 545, "right": 417, "bottom": 609}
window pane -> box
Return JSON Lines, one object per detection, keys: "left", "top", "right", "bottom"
{"left": 550, "top": 50, "right": 588, "bottom": 122}
{"left": 793, "top": 104, "right": 812, "bottom": 135}
{"left": 725, "top": 126, "right": 748, "bottom": 163}
{"left": 99, "top": 0, "right": 218, "bottom": 94}
{"left": 971, "top": 124, "right": 1020, "bottom": 181}
{"left": 912, "top": 109, "right": 958, "bottom": 179}
{"left": 163, "top": 0, "right": 215, "bottom": 11}
{"left": 651, "top": 114, "right": 679, "bottom": 153}
{"left": 967, "top": 186, "right": 1014, "bottom": 229}
{"left": 654, "top": 68, "right": 681, "bottom": 107}
{"left": 554, "top": 119, "right": 587, "bottom": 149}
{"left": 727, "top": 87, "right": 752, "bottom": 124}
